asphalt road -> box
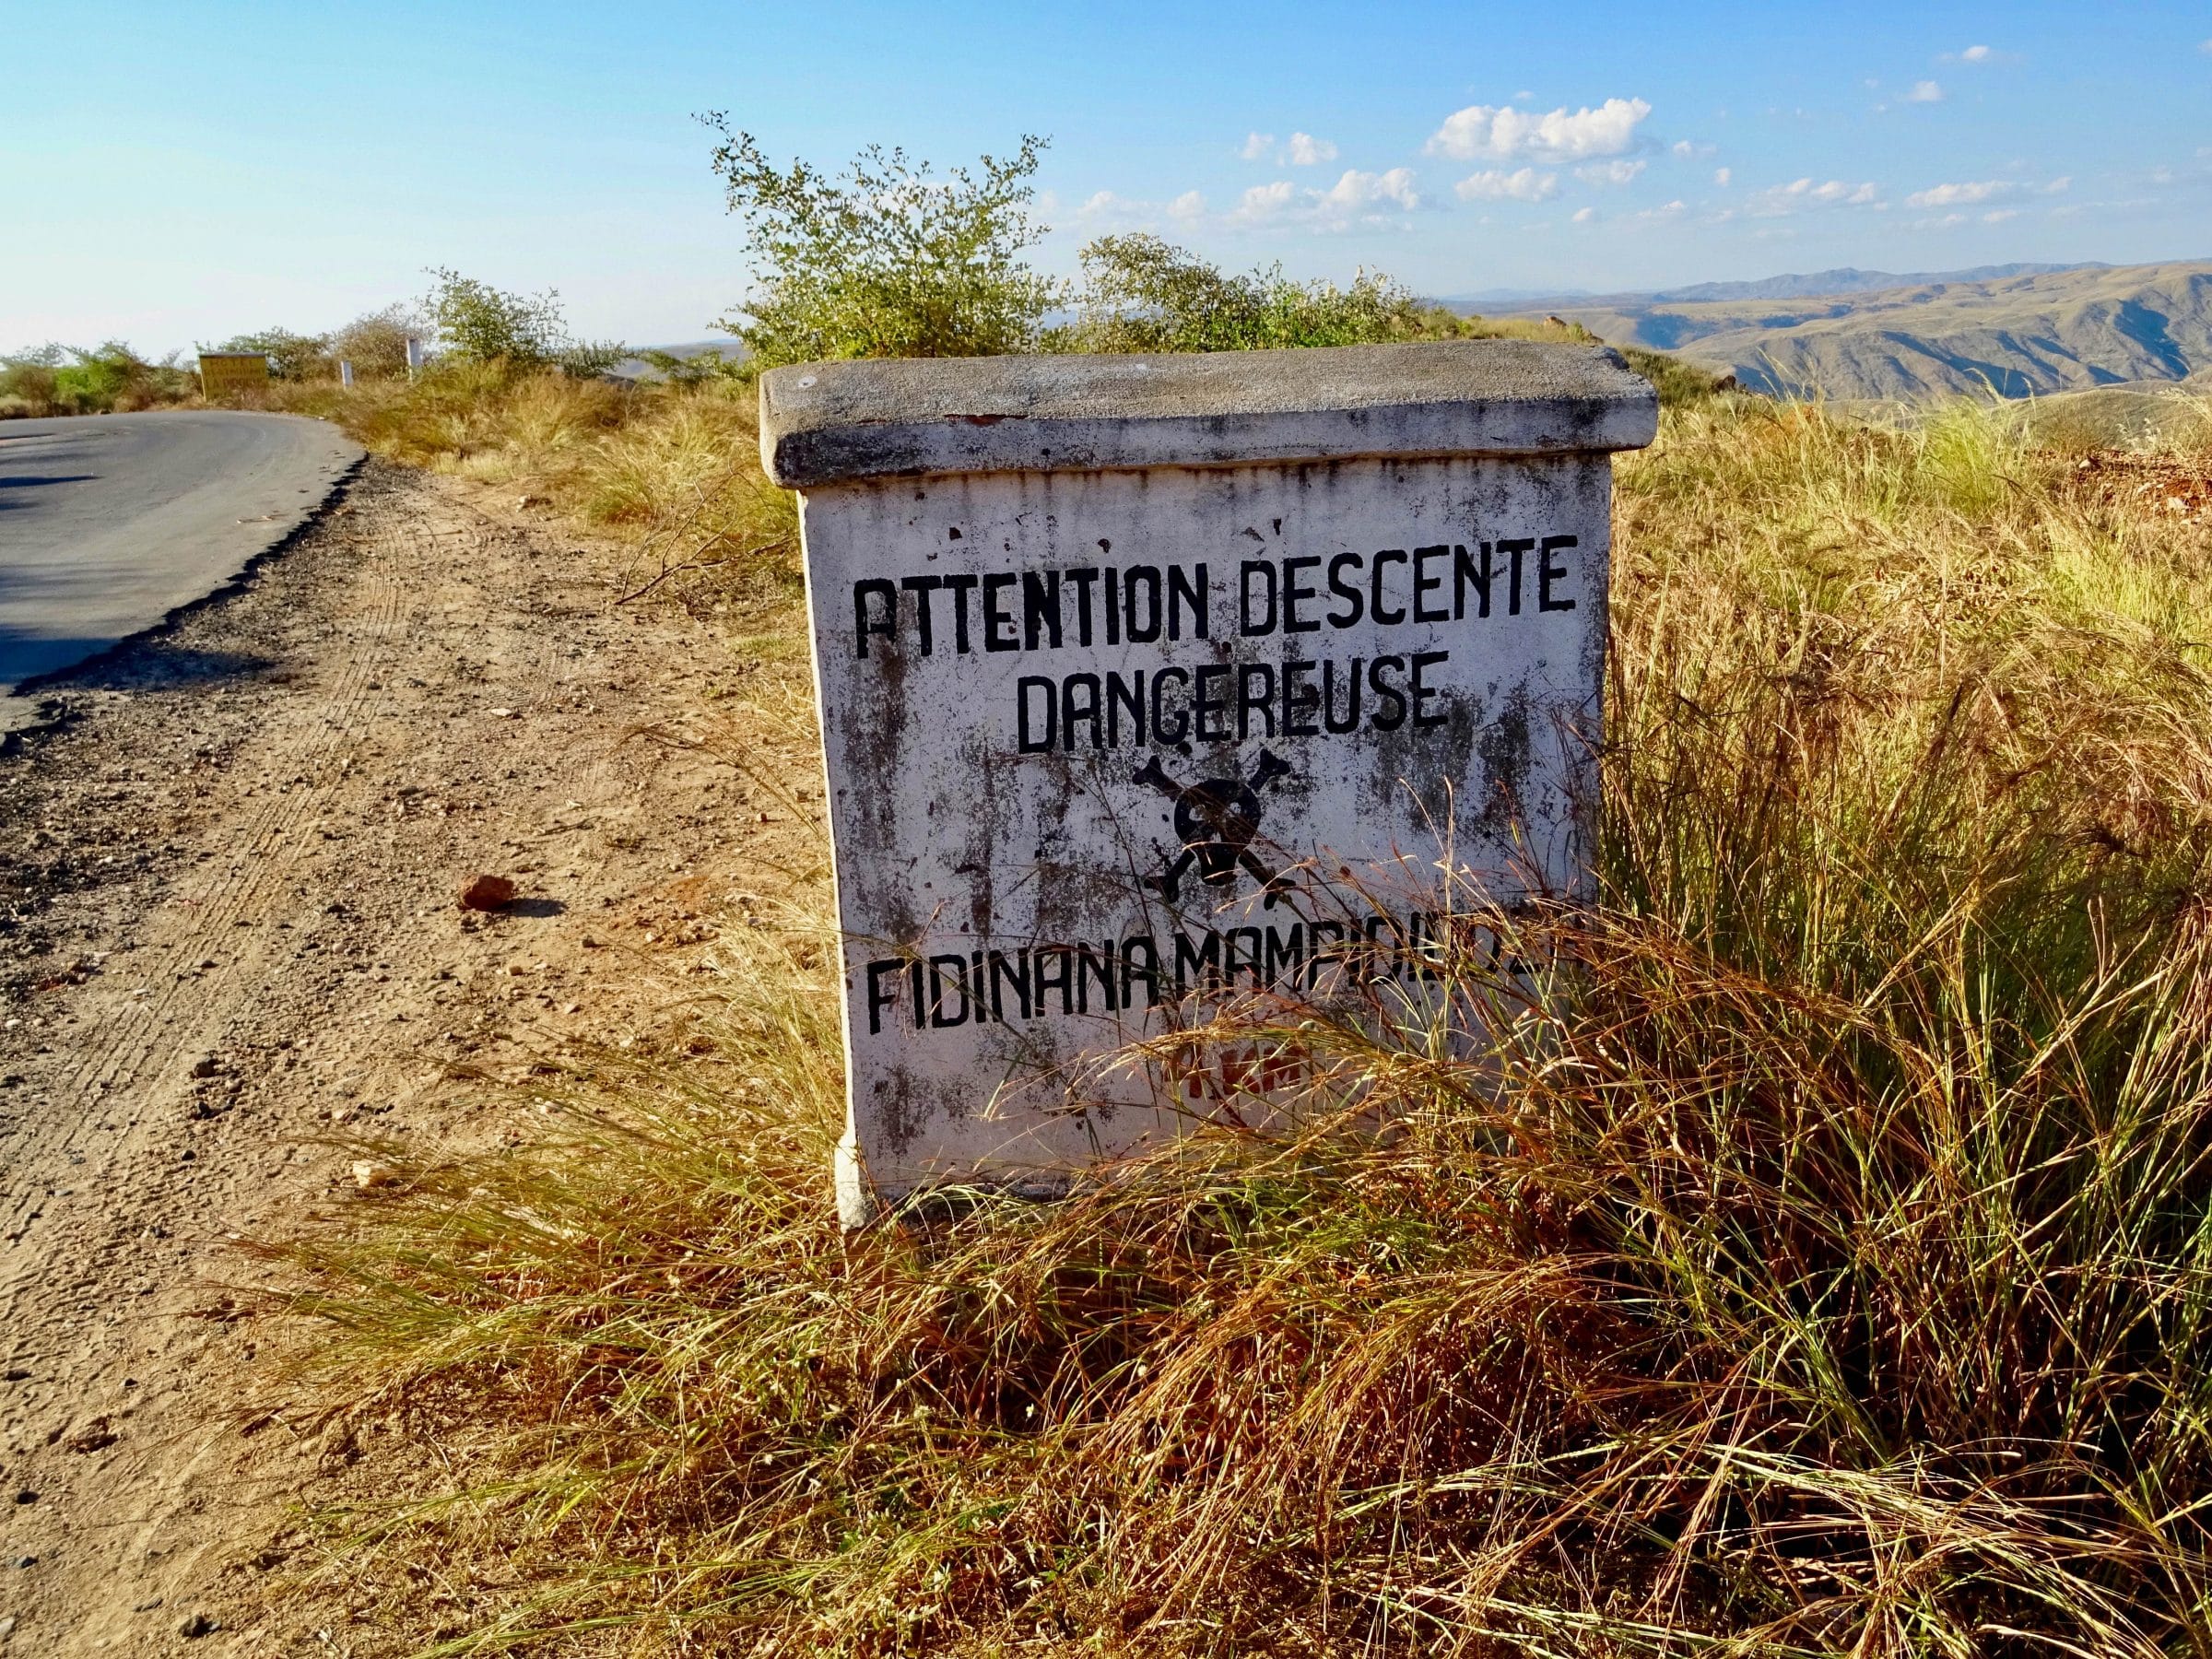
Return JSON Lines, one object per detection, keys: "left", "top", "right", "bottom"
{"left": 0, "top": 411, "right": 362, "bottom": 725}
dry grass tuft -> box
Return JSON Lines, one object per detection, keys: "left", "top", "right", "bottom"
{"left": 271, "top": 393, "right": 2212, "bottom": 1654}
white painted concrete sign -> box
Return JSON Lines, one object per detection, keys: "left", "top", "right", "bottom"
{"left": 760, "top": 342, "right": 1656, "bottom": 1223}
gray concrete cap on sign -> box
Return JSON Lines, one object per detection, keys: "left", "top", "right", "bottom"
{"left": 759, "top": 339, "right": 1659, "bottom": 488}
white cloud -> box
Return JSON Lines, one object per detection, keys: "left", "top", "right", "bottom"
{"left": 1904, "top": 79, "right": 1944, "bottom": 103}
{"left": 2045, "top": 176, "right": 2071, "bottom": 194}
{"left": 1427, "top": 96, "right": 1652, "bottom": 162}
{"left": 1230, "top": 170, "right": 1420, "bottom": 226}
{"left": 1576, "top": 158, "right": 1647, "bottom": 186}
{"left": 1713, "top": 166, "right": 1732, "bottom": 186}
{"left": 1746, "top": 177, "right": 1880, "bottom": 217}
{"left": 1317, "top": 167, "right": 1420, "bottom": 211}
{"left": 1571, "top": 206, "right": 1597, "bottom": 223}
{"left": 1906, "top": 179, "right": 2007, "bottom": 207}
{"left": 1453, "top": 167, "right": 1558, "bottom": 202}
{"left": 1169, "top": 190, "right": 1206, "bottom": 221}
{"left": 1982, "top": 208, "right": 2019, "bottom": 223}
{"left": 2200, "top": 37, "right": 2212, "bottom": 53}
{"left": 1960, "top": 43, "right": 1990, "bottom": 61}
{"left": 1234, "top": 180, "right": 1299, "bottom": 218}
{"left": 1240, "top": 132, "right": 1274, "bottom": 161}
{"left": 1284, "top": 132, "right": 1338, "bottom": 166}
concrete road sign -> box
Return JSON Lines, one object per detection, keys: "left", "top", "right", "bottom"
{"left": 761, "top": 340, "right": 1657, "bottom": 1224}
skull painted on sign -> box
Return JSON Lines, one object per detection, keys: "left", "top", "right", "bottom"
{"left": 1133, "top": 747, "right": 1295, "bottom": 907}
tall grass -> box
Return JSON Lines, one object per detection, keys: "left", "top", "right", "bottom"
{"left": 273, "top": 394, "right": 2212, "bottom": 1654}
{"left": 274, "top": 367, "right": 798, "bottom": 614}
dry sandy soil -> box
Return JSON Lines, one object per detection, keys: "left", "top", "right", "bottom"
{"left": 0, "top": 460, "right": 815, "bottom": 1654}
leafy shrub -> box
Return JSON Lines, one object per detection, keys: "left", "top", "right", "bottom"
{"left": 703, "top": 120, "right": 1060, "bottom": 367}
{"left": 0, "top": 341, "right": 194, "bottom": 416}
{"left": 422, "top": 267, "right": 625, "bottom": 378}
{"left": 1058, "top": 231, "right": 1428, "bottom": 352}
{"left": 330, "top": 305, "right": 425, "bottom": 381}
{"left": 216, "top": 327, "right": 333, "bottom": 382}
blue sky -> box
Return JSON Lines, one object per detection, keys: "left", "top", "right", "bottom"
{"left": 5, "top": 1, "right": 2208, "bottom": 354}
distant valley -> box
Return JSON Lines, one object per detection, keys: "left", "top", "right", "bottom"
{"left": 1473, "top": 260, "right": 2212, "bottom": 402}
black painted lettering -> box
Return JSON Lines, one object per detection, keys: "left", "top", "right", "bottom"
{"left": 1499, "top": 538, "right": 1535, "bottom": 617}
{"left": 1104, "top": 567, "right": 1121, "bottom": 645}
{"left": 865, "top": 959, "right": 902, "bottom": 1035}
{"left": 1241, "top": 559, "right": 1278, "bottom": 637}
{"left": 1151, "top": 665, "right": 1190, "bottom": 745}
{"left": 1413, "top": 547, "right": 1449, "bottom": 623}
{"left": 1107, "top": 671, "right": 1145, "bottom": 749}
{"left": 1194, "top": 664, "right": 1230, "bottom": 741}
{"left": 1281, "top": 556, "right": 1322, "bottom": 633}
{"left": 1327, "top": 551, "right": 1364, "bottom": 628}
{"left": 1369, "top": 655, "right": 1407, "bottom": 731}
{"left": 1281, "top": 659, "right": 1319, "bottom": 737}
{"left": 1022, "top": 569, "right": 1063, "bottom": 650}
{"left": 1124, "top": 564, "right": 1162, "bottom": 642}
{"left": 1227, "top": 926, "right": 1265, "bottom": 987}
{"left": 983, "top": 573, "right": 1019, "bottom": 651}
{"left": 1121, "top": 935, "right": 1160, "bottom": 1007}
{"left": 1175, "top": 929, "right": 1222, "bottom": 993}
{"left": 927, "top": 954, "right": 971, "bottom": 1027}
{"left": 1062, "top": 673, "right": 1102, "bottom": 751}
{"left": 1410, "top": 650, "right": 1450, "bottom": 728}
{"left": 1538, "top": 535, "right": 1578, "bottom": 611}
{"left": 1237, "top": 663, "right": 1277, "bottom": 740}
{"left": 1265, "top": 924, "right": 1305, "bottom": 985}
{"left": 1033, "top": 947, "right": 1074, "bottom": 1017}
{"left": 853, "top": 578, "right": 897, "bottom": 659}
{"left": 1169, "top": 563, "right": 1209, "bottom": 641}
{"left": 1065, "top": 567, "right": 1099, "bottom": 646}
{"left": 900, "top": 574, "right": 943, "bottom": 655}
{"left": 1321, "top": 657, "right": 1362, "bottom": 734}
{"left": 1371, "top": 549, "right": 1407, "bottom": 625}
{"left": 1077, "top": 943, "right": 1118, "bottom": 1014}
{"left": 990, "top": 949, "right": 1032, "bottom": 1021}
{"left": 1017, "top": 677, "right": 1057, "bottom": 753}
{"left": 1453, "top": 543, "right": 1492, "bottom": 620}
{"left": 943, "top": 573, "right": 979, "bottom": 653}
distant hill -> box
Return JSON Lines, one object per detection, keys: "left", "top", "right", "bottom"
{"left": 1481, "top": 261, "right": 2212, "bottom": 401}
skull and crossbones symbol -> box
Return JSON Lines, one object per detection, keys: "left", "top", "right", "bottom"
{"left": 1133, "top": 747, "right": 1295, "bottom": 907}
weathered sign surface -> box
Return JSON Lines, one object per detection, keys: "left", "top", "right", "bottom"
{"left": 196, "top": 352, "right": 269, "bottom": 401}
{"left": 759, "top": 341, "right": 1657, "bottom": 1224}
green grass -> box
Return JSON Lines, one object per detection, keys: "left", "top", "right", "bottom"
{"left": 265, "top": 391, "right": 2212, "bottom": 1656}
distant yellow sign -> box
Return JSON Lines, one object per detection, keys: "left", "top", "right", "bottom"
{"left": 198, "top": 352, "right": 269, "bottom": 401}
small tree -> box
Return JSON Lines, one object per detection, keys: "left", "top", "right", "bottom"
{"left": 1062, "top": 233, "right": 1428, "bottom": 354}
{"left": 423, "top": 268, "right": 566, "bottom": 367}
{"left": 420, "top": 269, "right": 624, "bottom": 377}
{"left": 702, "top": 120, "right": 1061, "bottom": 367}
{"left": 330, "top": 304, "right": 425, "bottom": 379}
{"left": 218, "top": 327, "right": 333, "bottom": 381}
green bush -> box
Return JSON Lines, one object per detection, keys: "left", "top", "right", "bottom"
{"left": 0, "top": 341, "right": 193, "bottom": 416}
{"left": 1057, "top": 231, "right": 1428, "bottom": 353}
{"left": 216, "top": 327, "right": 333, "bottom": 382}
{"left": 330, "top": 305, "right": 426, "bottom": 381}
{"left": 703, "top": 121, "right": 1060, "bottom": 367}
{"left": 423, "top": 267, "right": 624, "bottom": 378}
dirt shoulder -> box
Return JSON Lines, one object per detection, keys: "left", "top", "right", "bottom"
{"left": 0, "top": 460, "right": 812, "bottom": 1654}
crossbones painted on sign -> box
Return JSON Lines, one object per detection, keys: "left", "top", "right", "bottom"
{"left": 1133, "top": 747, "right": 1296, "bottom": 908}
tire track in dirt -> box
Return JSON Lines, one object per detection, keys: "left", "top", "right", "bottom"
{"left": 0, "top": 461, "right": 790, "bottom": 1654}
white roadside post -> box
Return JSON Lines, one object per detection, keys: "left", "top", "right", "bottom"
{"left": 340, "top": 359, "right": 355, "bottom": 389}
{"left": 405, "top": 336, "right": 427, "bottom": 378}
{"left": 759, "top": 341, "right": 1657, "bottom": 1226}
